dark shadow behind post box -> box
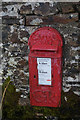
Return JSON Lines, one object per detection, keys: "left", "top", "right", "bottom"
{"left": 28, "top": 27, "right": 63, "bottom": 107}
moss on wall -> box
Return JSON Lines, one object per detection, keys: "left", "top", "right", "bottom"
{"left": 2, "top": 78, "right": 80, "bottom": 120}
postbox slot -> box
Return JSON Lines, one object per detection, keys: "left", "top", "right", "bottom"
{"left": 31, "top": 44, "right": 58, "bottom": 52}
{"left": 34, "top": 75, "right": 36, "bottom": 78}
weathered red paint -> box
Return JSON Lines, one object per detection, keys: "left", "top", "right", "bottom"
{"left": 28, "top": 27, "right": 63, "bottom": 107}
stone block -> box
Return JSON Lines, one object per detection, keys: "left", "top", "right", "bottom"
{"left": 10, "top": 32, "right": 21, "bottom": 43}
{"left": 75, "top": 4, "right": 80, "bottom": 12}
{"left": 2, "top": 16, "right": 20, "bottom": 25}
{"left": 20, "top": 5, "right": 32, "bottom": 15}
{"left": 26, "top": 14, "right": 78, "bottom": 26}
{"left": 34, "top": 2, "right": 59, "bottom": 16}
{"left": 20, "top": 30, "right": 29, "bottom": 39}
{"left": 61, "top": 3, "right": 75, "bottom": 13}
{"left": 18, "top": 59, "right": 28, "bottom": 68}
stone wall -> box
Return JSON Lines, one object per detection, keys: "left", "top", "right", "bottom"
{"left": 2, "top": 2, "right": 80, "bottom": 102}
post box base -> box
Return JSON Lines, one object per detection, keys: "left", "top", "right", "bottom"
{"left": 30, "top": 102, "right": 61, "bottom": 108}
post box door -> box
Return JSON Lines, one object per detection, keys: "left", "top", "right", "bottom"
{"left": 29, "top": 56, "right": 62, "bottom": 107}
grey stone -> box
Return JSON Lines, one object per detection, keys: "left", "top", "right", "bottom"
{"left": 2, "top": 16, "right": 20, "bottom": 25}
{"left": 34, "top": 2, "right": 59, "bottom": 16}
{"left": 60, "top": 3, "right": 75, "bottom": 14}
{"left": 20, "top": 30, "right": 29, "bottom": 39}
{"left": 20, "top": 5, "right": 32, "bottom": 15}
{"left": 75, "top": 4, "right": 80, "bottom": 12}
{"left": 10, "top": 32, "right": 21, "bottom": 43}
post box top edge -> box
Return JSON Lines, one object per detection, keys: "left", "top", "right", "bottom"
{"left": 28, "top": 27, "right": 63, "bottom": 47}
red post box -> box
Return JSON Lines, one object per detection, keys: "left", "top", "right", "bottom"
{"left": 28, "top": 27, "right": 63, "bottom": 107}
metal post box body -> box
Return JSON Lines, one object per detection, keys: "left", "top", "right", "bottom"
{"left": 28, "top": 27, "right": 63, "bottom": 107}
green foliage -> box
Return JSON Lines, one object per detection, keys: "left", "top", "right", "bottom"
{"left": 2, "top": 77, "right": 80, "bottom": 119}
{"left": 2, "top": 76, "right": 10, "bottom": 92}
{"left": 59, "top": 90, "right": 80, "bottom": 119}
{"left": 33, "top": 90, "right": 80, "bottom": 119}
{"left": 2, "top": 77, "right": 21, "bottom": 120}
{"left": 2, "top": 77, "right": 35, "bottom": 120}
{"left": 2, "top": 77, "right": 20, "bottom": 107}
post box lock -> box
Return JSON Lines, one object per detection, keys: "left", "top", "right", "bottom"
{"left": 28, "top": 27, "right": 63, "bottom": 107}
